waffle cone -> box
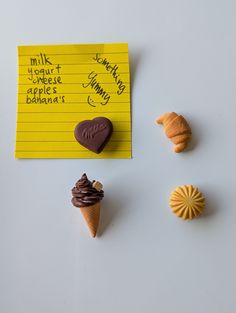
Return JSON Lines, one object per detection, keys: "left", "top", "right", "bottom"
{"left": 80, "top": 202, "right": 101, "bottom": 237}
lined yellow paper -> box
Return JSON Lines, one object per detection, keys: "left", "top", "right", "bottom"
{"left": 15, "top": 43, "right": 131, "bottom": 158}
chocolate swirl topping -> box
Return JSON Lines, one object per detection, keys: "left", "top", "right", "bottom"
{"left": 71, "top": 173, "right": 104, "bottom": 207}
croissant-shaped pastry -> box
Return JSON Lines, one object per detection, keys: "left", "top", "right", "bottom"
{"left": 156, "top": 112, "right": 192, "bottom": 153}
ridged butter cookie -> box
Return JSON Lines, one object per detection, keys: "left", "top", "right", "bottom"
{"left": 170, "top": 185, "right": 205, "bottom": 220}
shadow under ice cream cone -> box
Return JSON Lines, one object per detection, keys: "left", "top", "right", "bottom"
{"left": 72, "top": 174, "right": 104, "bottom": 237}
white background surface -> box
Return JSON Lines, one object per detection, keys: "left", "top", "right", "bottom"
{"left": 1, "top": 0, "right": 236, "bottom": 312}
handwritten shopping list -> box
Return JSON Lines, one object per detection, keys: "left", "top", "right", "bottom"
{"left": 15, "top": 43, "right": 131, "bottom": 158}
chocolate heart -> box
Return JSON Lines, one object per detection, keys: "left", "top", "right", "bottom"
{"left": 74, "top": 117, "right": 113, "bottom": 154}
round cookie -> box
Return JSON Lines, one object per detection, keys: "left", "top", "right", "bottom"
{"left": 169, "top": 185, "right": 205, "bottom": 220}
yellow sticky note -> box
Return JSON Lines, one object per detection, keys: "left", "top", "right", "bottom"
{"left": 15, "top": 43, "right": 131, "bottom": 158}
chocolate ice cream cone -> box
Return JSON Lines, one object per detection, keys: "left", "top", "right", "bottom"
{"left": 72, "top": 174, "right": 104, "bottom": 237}
{"left": 80, "top": 202, "right": 101, "bottom": 237}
